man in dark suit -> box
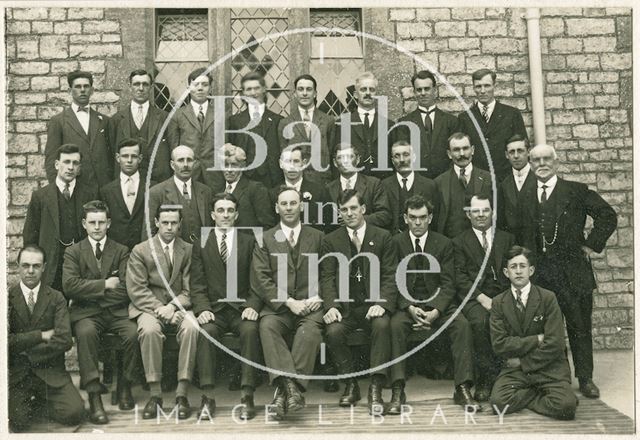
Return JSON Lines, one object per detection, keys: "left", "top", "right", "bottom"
{"left": 517, "top": 144, "right": 617, "bottom": 398}
{"left": 278, "top": 74, "right": 336, "bottom": 184}
{"left": 452, "top": 194, "right": 515, "bottom": 401}
{"left": 9, "top": 245, "right": 84, "bottom": 432}
{"left": 23, "top": 144, "right": 98, "bottom": 292}
{"left": 326, "top": 144, "right": 392, "bottom": 231}
{"left": 108, "top": 69, "right": 173, "bottom": 182}
{"left": 321, "top": 189, "right": 396, "bottom": 414}
{"left": 99, "top": 138, "right": 154, "bottom": 249}
{"left": 389, "top": 195, "right": 479, "bottom": 414}
{"left": 490, "top": 246, "right": 578, "bottom": 420}
{"left": 397, "top": 70, "right": 460, "bottom": 179}
{"left": 434, "top": 132, "right": 491, "bottom": 238}
{"left": 221, "top": 144, "right": 276, "bottom": 229}
{"left": 252, "top": 186, "right": 325, "bottom": 421}
{"left": 191, "top": 193, "right": 261, "bottom": 421}
{"left": 458, "top": 69, "right": 528, "bottom": 183}
{"left": 382, "top": 140, "right": 439, "bottom": 234}
{"left": 269, "top": 146, "right": 332, "bottom": 230}
{"left": 62, "top": 200, "right": 140, "bottom": 424}
{"left": 228, "top": 71, "right": 283, "bottom": 188}
{"left": 146, "top": 145, "right": 213, "bottom": 243}
{"left": 335, "top": 72, "right": 398, "bottom": 179}
{"left": 45, "top": 70, "right": 113, "bottom": 191}
{"left": 166, "top": 67, "right": 224, "bottom": 190}
{"left": 497, "top": 134, "right": 535, "bottom": 236}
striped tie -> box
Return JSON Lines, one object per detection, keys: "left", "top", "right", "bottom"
{"left": 27, "top": 290, "right": 35, "bottom": 314}
{"left": 219, "top": 233, "right": 228, "bottom": 263}
{"left": 515, "top": 289, "right": 525, "bottom": 314}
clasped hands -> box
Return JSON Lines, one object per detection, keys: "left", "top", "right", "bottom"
{"left": 287, "top": 296, "right": 323, "bottom": 317}
{"left": 408, "top": 305, "right": 439, "bottom": 330}
{"left": 322, "top": 304, "right": 386, "bottom": 324}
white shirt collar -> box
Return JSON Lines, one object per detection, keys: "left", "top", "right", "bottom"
{"left": 285, "top": 178, "right": 303, "bottom": 192}
{"left": 225, "top": 180, "right": 239, "bottom": 193}
{"left": 20, "top": 281, "right": 41, "bottom": 300}
{"left": 346, "top": 222, "right": 366, "bottom": 243}
{"left": 71, "top": 102, "right": 90, "bottom": 112}
{"left": 472, "top": 227, "right": 492, "bottom": 251}
{"left": 357, "top": 106, "right": 375, "bottom": 125}
{"left": 478, "top": 99, "right": 496, "bottom": 114}
{"left": 513, "top": 163, "right": 531, "bottom": 179}
{"left": 396, "top": 172, "right": 415, "bottom": 190}
{"left": 280, "top": 222, "right": 302, "bottom": 245}
{"left": 87, "top": 236, "right": 107, "bottom": 255}
{"left": 299, "top": 106, "right": 314, "bottom": 119}
{"left": 55, "top": 177, "right": 76, "bottom": 196}
{"left": 174, "top": 176, "right": 192, "bottom": 196}
{"left": 409, "top": 230, "right": 428, "bottom": 251}
{"left": 453, "top": 163, "right": 473, "bottom": 177}
{"left": 190, "top": 99, "right": 208, "bottom": 115}
{"left": 158, "top": 237, "right": 175, "bottom": 255}
{"left": 417, "top": 105, "right": 436, "bottom": 113}
{"left": 130, "top": 100, "right": 149, "bottom": 112}
{"left": 512, "top": 282, "right": 531, "bottom": 307}
{"left": 249, "top": 102, "right": 265, "bottom": 118}
{"left": 537, "top": 175, "right": 558, "bottom": 200}
{"left": 340, "top": 173, "right": 358, "bottom": 190}
{"left": 120, "top": 171, "right": 140, "bottom": 184}
{"left": 214, "top": 227, "right": 234, "bottom": 249}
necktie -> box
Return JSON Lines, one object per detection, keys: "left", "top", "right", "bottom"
{"left": 226, "top": 183, "right": 233, "bottom": 194}
{"left": 345, "top": 179, "right": 351, "bottom": 190}
{"left": 419, "top": 107, "right": 433, "bottom": 133}
{"left": 414, "top": 238, "right": 422, "bottom": 253}
{"left": 125, "top": 177, "right": 135, "bottom": 213}
{"left": 219, "top": 233, "right": 228, "bottom": 263}
{"left": 363, "top": 112, "right": 370, "bottom": 128}
{"left": 252, "top": 110, "right": 261, "bottom": 122}
{"left": 481, "top": 230, "right": 488, "bottom": 251}
{"left": 164, "top": 245, "right": 173, "bottom": 274}
{"left": 198, "top": 105, "right": 205, "bottom": 129}
{"left": 402, "top": 178, "right": 408, "bottom": 192}
{"left": 183, "top": 182, "right": 191, "bottom": 200}
{"left": 515, "top": 289, "right": 525, "bottom": 314}
{"left": 135, "top": 105, "right": 144, "bottom": 129}
{"left": 459, "top": 167, "right": 467, "bottom": 188}
{"left": 27, "top": 290, "right": 35, "bottom": 314}
{"left": 95, "top": 242, "right": 102, "bottom": 261}
{"left": 481, "top": 104, "right": 489, "bottom": 123}
{"left": 63, "top": 182, "right": 71, "bottom": 201}
{"left": 351, "top": 230, "right": 362, "bottom": 253}
{"left": 288, "top": 229, "right": 296, "bottom": 248}
{"left": 303, "top": 109, "right": 311, "bottom": 138}
{"left": 540, "top": 184, "right": 548, "bottom": 203}
{"left": 77, "top": 106, "right": 88, "bottom": 113}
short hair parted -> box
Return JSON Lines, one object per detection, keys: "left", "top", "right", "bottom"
{"left": 224, "top": 143, "right": 247, "bottom": 163}
{"left": 471, "top": 68, "right": 496, "bottom": 83}
{"left": 294, "top": 73, "right": 317, "bottom": 90}
{"left": 355, "top": 71, "right": 378, "bottom": 88}
{"left": 276, "top": 185, "right": 302, "bottom": 202}
{"left": 129, "top": 69, "right": 153, "bottom": 83}
{"left": 411, "top": 70, "right": 437, "bottom": 88}
{"left": 529, "top": 144, "right": 558, "bottom": 160}
{"left": 447, "top": 132, "right": 472, "bottom": 148}
{"left": 67, "top": 70, "right": 93, "bottom": 87}
{"left": 82, "top": 200, "right": 110, "bottom": 220}
{"left": 505, "top": 245, "right": 534, "bottom": 267}
{"left": 391, "top": 139, "right": 412, "bottom": 150}
{"left": 333, "top": 142, "right": 362, "bottom": 159}
{"left": 404, "top": 194, "right": 434, "bottom": 215}
{"left": 464, "top": 193, "right": 493, "bottom": 208}
{"left": 155, "top": 205, "right": 183, "bottom": 222}
{"left": 241, "top": 71, "right": 266, "bottom": 88}
{"left": 337, "top": 189, "right": 365, "bottom": 207}
{"left": 506, "top": 133, "right": 531, "bottom": 149}
{"left": 18, "top": 244, "right": 47, "bottom": 265}
{"left": 211, "top": 192, "right": 239, "bottom": 211}
{"left": 187, "top": 67, "right": 212, "bottom": 85}
{"left": 56, "top": 144, "right": 82, "bottom": 160}
{"left": 117, "top": 138, "right": 142, "bottom": 153}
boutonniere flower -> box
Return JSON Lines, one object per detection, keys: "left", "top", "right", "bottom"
{"left": 98, "top": 115, "right": 103, "bottom": 121}
{"left": 533, "top": 315, "right": 544, "bottom": 322}
{"left": 369, "top": 241, "right": 374, "bottom": 246}
{"left": 303, "top": 191, "right": 312, "bottom": 200}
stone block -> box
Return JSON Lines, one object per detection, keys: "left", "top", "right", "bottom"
{"left": 51, "top": 60, "right": 79, "bottom": 74}
{"left": 552, "top": 110, "right": 584, "bottom": 125}
{"left": 27, "top": 155, "right": 46, "bottom": 178}
{"left": 542, "top": 8, "right": 584, "bottom": 16}
{"left": 397, "top": 22, "right": 433, "bottom": 39}
{"left": 595, "top": 95, "right": 620, "bottom": 108}
{"left": 12, "top": 7, "right": 48, "bottom": 20}
{"left": 7, "top": 133, "right": 39, "bottom": 153}
{"left": 588, "top": 149, "right": 617, "bottom": 161}
{"left": 485, "top": 8, "right": 506, "bottom": 18}
{"left": 546, "top": 125, "right": 572, "bottom": 140}
{"left": 548, "top": 38, "right": 582, "bottom": 53}
{"left": 15, "top": 121, "right": 47, "bottom": 132}
{"left": 102, "top": 34, "right": 121, "bottom": 43}
{"left": 70, "top": 34, "right": 101, "bottom": 44}
{"left": 582, "top": 36, "right": 617, "bottom": 52}
{"left": 434, "top": 21, "right": 466, "bottom": 37}
{"left": 588, "top": 72, "right": 618, "bottom": 82}
{"left": 7, "top": 21, "right": 30, "bottom": 35}
{"left": 9, "top": 61, "right": 49, "bottom": 75}
{"left": 604, "top": 331, "right": 633, "bottom": 350}
{"left": 8, "top": 77, "right": 30, "bottom": 91}
{"left": 10, "top": 179, "right": 39, "bottom": 206}
{"left": 439, "top": 52, "right": 465, "bottom": 73}
{"left": 416, "top": 8, "right": 450, "bottom": 21}
{"left": 390, "top": 9, "right": 415, "bottom": 21}
{"left": 541, "top": 55, "right": 566, "bottom": 70}
{"left": 16, "top": 38, "right": 39, "bottom": 59}
{"left": 565, "top": 150, "right": 588, "bottom": 162}
{"left": 566, "top": 18, "right": 615, "bottom": 36}
{"left": 37, "top": 106, "right": 64, "bottom": 120}
{"left": 448, "top": 38, "right": 479, "bottom": 50}
{"left": 546, "top": 84, "right": 573, "bottom": 95}
{"left": 68, "top": 8, "right": 104, "bottom": 19}
{"left": 82, "top": 20, "right": 120, "bottom": 33}
{"left": 79, "top": 60, "right": 107, "bottom": 74}
{"left": 91, "top": 91, "right": 120, "bottom": 103}
{"left": 468, "top": 21, "right": 507, "bottom": 37}
{"left": 32, "top": 21, "right": 54, "bottom": 34}
{"left": 451, "top": 8, "right": 485, "bottom": 20}
{"left": 600, "top": 123, "right": 627, "bottom": 138}
{"left": 540, "top": 18, "right": 565, "bottom": 36}
{"left": 424, "top": 39, "right": 449, "bottom": 51}
{"left": 10, "top": 106, "right": 38, "bottom": 121}
{"left": 600, "top": 53, "right": 631, "bottom": 70}
{"left": 543, "top": 96, "right": 563, "bottom": 109}
{"left": 596, "top": 172, "right": 631, "bottom": 191}
{"left": 609, "top": 110, "right": 628, "bottom": 124}
{"left": 564, "top": 95, "right": 594, "bottom": 109}
{"left": 602, "top": 83, "right": 618, "bottom": 94}
{"left": 497, "top": 55, "right": 527, "bottom": 72}
{"left": 69, "top": 44, "right": 122, "bottom": 58}
{"left": 54, "top": 21, "right": 81, "bottom": 35}
{"left": 482, "top": 38, "right": 525, "bottom": 54}
{"left": 48, "top": 8, "right": 67, "bottom": 20}
{"left": 616, "top": 16, "right": 631, "bottom": 51}
{"left": 546, "top": 72, "right": 579, "bottom": 83}
{"left": 574, "top": 84, "right": 602, "bottom": 95}
{"left": 31, "top": 76, "right": 60, "bottom": 91}
{"left": 585, "top": 109, "right": 608, "bottom": 123}
{"left": 40, "top": 35, "right": 68, "bottom": 59}
{"left": 566, "top": 54, "right": 600, "bottom": 69}
{"left": 465, "top": 55, "right": 495, "bottom": 72}
{"left": 8, "top": 168, "right": 26, "bottom": 178}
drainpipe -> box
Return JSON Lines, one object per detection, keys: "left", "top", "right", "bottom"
{"left": 525, "top": 8, "right": 546, "bottom": 145}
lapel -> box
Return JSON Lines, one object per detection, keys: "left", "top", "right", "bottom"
{"left": 470, "top": 168, "right": 486, "bottom": 194}
{"left": 44, "top": 184, "right": 61, "bottom": 235}
{"left": 359, "top": 226, "right": 377, "bottom": 276}
{"left": 147, "top": 105, "right": 161, "bottom": 138}
{"left": 291, "top": 107, "right": 309, "bottom": 140}
{"left": 120, "top": 105, "right": 132, "bottom": 138}
{"left": 441, "top": 169, "right": 454, "bottom": 216}
{"left": 400, "top": 231, "right": 415, "bottom": 260}
{"left": 521, "top": 176, "right": 538, "bottom": 220}
{"left": 170, "top": 238, "right": 185, "bottom": 283}
{"left": 271, "top": 226, "right": 295, "bottom": 270}
{"left": 207, "top": 232, "right": 226, "bottom": 272}
{"left": 370, "top": 113, "right": 380, "bottom": 143}
{"left": 74, "top": 185, "right": 88, "bottom": 235}
{"left": 192, "top": 182, "right": 207, "bottom": 225}
{"left": 64, "top": 107, "right": 89, "bottom": 140}
{"left": 522, "top": 285, "right": 541, "bottom": 333}
{"left": 354, "top": 174, "right": 368, "bottom": 198}
{"left": 202, "top": 102, "right": 215, "bottom": 132}
{"left": 504, "top": 289, "right": 524, "bottom": 335}
{"left": 471, "top": 102, "right": 489, "bottom": 133}
{"left": 100, "top": 239, "right": 117, "bottom": 278}
{"left": 184, "top": 104, "right": 201, "bottom": 130}
{"left": 260, "top": 109, "right": 274, "bottom": 136}
{"left": 10, "top": 286, "right": 32, "bottom": 326}
{"left": 87, "top": 110, "right": 101, "bottom": 149}
{"left": 232, "top": 176, "right": 249, "bottom": 202}
{"left": 465, "top": 229, "right": 486, "bottom": 265}
{"left": 130, "top": 176, "right": 147, "bottom": 218}
{"left": 486, "top": 102, "right": 505, "bottom": 135}
{"left": 328, "top": 179, "right": 340, "bottom": 203}
{"left": 386, "top": 176, "right": 400, "bottom": 209}
{"left": 151, "top": 236, "right": 172, "bottom": 279}
{"left": 112, "top": 178, "right": 131, "bottom": 218}
{"left": 29, "top": 285, "right": 51, "bottom": 326}
{"left": 431, "top": 108, "right": 445, "bottom": 144}
{"left": 504, "top": 174, "right": 518, "bottom": 208}
{"left": 350, "top": 112, "right": 365, "bottom": 143}
{"left": 81, "top": 238, "right": 101, "bottom": 277}
{"left": 551, "top": 178, "right": 571, "bottom": 220}
{"left": 335, "top": 227, "right": 353, "bottom": 259}
{"left": 295, "top": 226, "right": 313, "bottom": 269}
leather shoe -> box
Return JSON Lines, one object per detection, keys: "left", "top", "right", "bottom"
{"left": 118, "top": 382, "right": 135, "bottom": 410}
{"left": 474, "top": 383, "right": 492, "bottom": 402}
{"left": 175, "top": 396, "right": 191, "bottom": 419}
{"left": 387, "top": 383, "right": 407, "bottom": 415}
{"left": 88, "top": 392, "right": 109, "bottom": 424}
{"left": 324, "top": 379, "right": 340, "bottom": 393}
{"left": 269, "top": 386, "right": 287, "bottom": 421}
{"left": 197, "top": 395, "right": 215, "bottom": 420}
{"left": 142, "top": 396, "right": 163, "bottom": 419}
{"left": 339, "top": 380, "right": 361, "bottom": 407}
{"left": 367, "top": 381, "right": 385, "bottom": 415}
{"left": 239, "top": 395, "right": 256, "bottom": 420}
{"left": 454, "top": 383, "right": 483, "bottom": 412}
{"left": 579, "top": 379, "right": 600, "bottom": 399}
{"left": 285, "top": 378, "right": 305, "bottom": 412}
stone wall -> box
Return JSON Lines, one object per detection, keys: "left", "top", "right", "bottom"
{"left": 5, "top": 7, "right": 633, "bottom": 349}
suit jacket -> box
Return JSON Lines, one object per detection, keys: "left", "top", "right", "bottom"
{"left": 397, "top": 107, "right": 460, "bottom": 179}
{"left": 9, "top": 285, "right": 74, "bottom": 388}
{"left": 108, "top": 103, "right": 173, "bottom": 182}
{"left": 326, "top": 173, "right": 392, "bottom": 230}
{"left": 190, "top": 230, "right": 261, "bottom": 315}
{"left": 434, "top": 166, "right": 492, "bottom": 236}
{"left": 126, "top": 236, "right": 192, "bottom": 318}
{"left": 230, "top": 175, "right": 277, "bottom": 229}
{"left": 517, "top": 177, "right": 617, "bottom": 293}
{"left": 228, "top": 108, "right": 284, "bottom": 188}
{"left": 99, "top": 175, "right": 155, "bottom": 249}
{"left": 145, "top": 177, "right": 213, "bottom": 242}
{"left": 62, "top": 237, "right": 130, "bottom": 323}
{"left": 278, "top": 107, "right": 336, "bottom": 182}
{"left": 458, "top": 101, "right": 527, "bottom": 183}
{"left": 45, "top": 106, "right": 113, "bottom": 190}
{"left": 497, "top": 169, "right": 536, "bottom": 237}
{"left": 381, "top": 173, "right": 440, "bottom": 234}
{"left": 320, "top": 224, "right": 397, "bottom": 315}
{"left": 393, "top": 230, "right": 455, "bottom": 313}
{"left": 453, "top": 228, "right": 515, "bottom": 303}
{"left": 166, "top": 102, "right": 224, "bottom": 190}
{"left": 269, "top": 178, "right": 332, "bottom": 231}
{"left": 251, "top": 225, "right": 324, "bottom": 319}
{"left": 23, "top": 183, "right": 98, "bottom": 286}
{"left": 490, "top": 284, "right": 571, "bottom": 382}
{"left": 335, "top": 111, "right": 399, "bottom": 179}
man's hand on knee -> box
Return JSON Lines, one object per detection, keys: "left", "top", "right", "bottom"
{"left": 197, "top": 310, "right": 215, "bottom": 325}
{"left": 323, "top": 307, "right": 342, "bottom": 324}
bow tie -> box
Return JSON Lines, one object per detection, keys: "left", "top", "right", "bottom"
{"left": 418, "top": 107, "right": 435, "bottom": 114}
{"left": 77, "top": 106, "right": 88, "bottom": 113}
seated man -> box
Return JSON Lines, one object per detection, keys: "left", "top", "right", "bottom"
{"left": 62, "top": 200, "right": 140, "bottom": 424}
{"left": 9, "top": 245, "right": 84, "bottom": 432}
{"left": 191, "top": 193, "right": 261, "bottom": 420}
{"left": 321, "top": 189, "right": 396, "bottom": 414}
{"left": 490, "top": 246, "right": 578, "bottom": 420}
{"left": 390, "top": 195, "right": 480, "bottom": 414}
{"left": 252, "top": 186, "right": 325, "bottom": 421}
{"left": 127, "top": 206, "right": 199, "bottom": 420}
